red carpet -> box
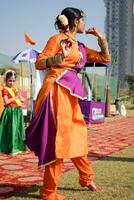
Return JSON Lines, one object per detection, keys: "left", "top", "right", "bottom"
{"left": 0, "top": 117, "right": 134, "bottom": 199}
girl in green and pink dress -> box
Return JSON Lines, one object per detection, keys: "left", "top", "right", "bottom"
{"left": 0, "top": 70, "right": 27, "bottom": 154}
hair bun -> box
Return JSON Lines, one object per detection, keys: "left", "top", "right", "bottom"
{"left": 56, "top": 14, "right": 69, "bottom": 32}
{"left": 58, "top": 14, "right": 68, "bottom": 26}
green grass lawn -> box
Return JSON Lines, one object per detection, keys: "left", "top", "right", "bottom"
{"left": 9, "top": 145, "right": 134, "bottom": 200}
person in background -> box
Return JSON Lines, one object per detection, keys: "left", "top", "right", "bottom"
{"left": 0, "top": 70, "right": 27, "bottom": 154}
{"left": 115, "top": 98, "right": 127, "bottom": 117}
{"left": 26, "top": 7, "right": 111, "bottom": 200}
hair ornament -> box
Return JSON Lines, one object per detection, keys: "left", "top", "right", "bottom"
{"left": 58, "top": 14, "right": 68, "bottom": 26}
{"left": 4, "top": 69, "right": 16, "bottom": 79}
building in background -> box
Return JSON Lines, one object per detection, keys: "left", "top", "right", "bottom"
{"left": 104, "top": 0, "right": 134, "bottom": 88}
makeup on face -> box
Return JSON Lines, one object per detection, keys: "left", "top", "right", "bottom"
{"left": 6, "top": 77, "right": 16, "bottom": 87}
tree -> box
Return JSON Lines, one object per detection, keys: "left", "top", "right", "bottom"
{"left": 0, "top": 65, "right": 19, "bottom": 75}
{"left": 126, "top": 74, "right": 134, "bottom": 103}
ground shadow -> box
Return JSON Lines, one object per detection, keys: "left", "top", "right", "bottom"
{"left": 58, "top": 186, "right": 88, "bottom": 192}
{"left": 102, "top": 156, "right": 134, "bottom": 162}
{"left": 0, "top": 184, "right": 40, "bottom": 199}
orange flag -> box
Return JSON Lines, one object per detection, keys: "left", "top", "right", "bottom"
{"left": 24, "top": 33, "right": 36, "bottom": 45}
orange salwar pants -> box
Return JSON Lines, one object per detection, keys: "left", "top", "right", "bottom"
{"left": 40, "top": 156, "right": 94, "bottom": 200}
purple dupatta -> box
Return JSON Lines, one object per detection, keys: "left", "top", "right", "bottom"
{"left": 56, "top": 42, "right": 88, "bottom": 99}
{"left": 25, "top": 94, "right": 56, "bottom": 167}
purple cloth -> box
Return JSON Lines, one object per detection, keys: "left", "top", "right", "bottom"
{"left": 25, "top": 94, "right": 56, "bottom": 166}
{"left": 56, "top": 70, "right": 87, "bottom": 99}
{"left": 79, "top": 100, "right": 105, "bottom": 124}
{"left": 56, "top": 42, "right": 88, "bottom": 99}
{"left": 74, "top": 42, "right": 87, "bottom": 73}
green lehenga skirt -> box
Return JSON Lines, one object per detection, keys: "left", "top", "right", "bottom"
{"left": 0, "top": 107, "right": 27, "bottom": 154}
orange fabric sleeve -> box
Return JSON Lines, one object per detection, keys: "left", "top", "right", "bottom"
{"left": 35, "top": 35, "right": 61, "bottom": 70}
{"left": 86, "top": 47, "right": 111, "bottom": 63}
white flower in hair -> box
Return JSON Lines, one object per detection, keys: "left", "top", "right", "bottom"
{"left": 58, "top": 15, "right": 68, "bottom": 26}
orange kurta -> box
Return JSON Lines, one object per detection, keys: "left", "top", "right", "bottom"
{"left": 34, "top": 32, "right": 111, "bottom": 159}
{"left": 35, "top": 33, "right": 110, "bottom": 113}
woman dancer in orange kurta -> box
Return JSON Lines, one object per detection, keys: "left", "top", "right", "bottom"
{"left": 26, "top": 7, "right": 111, "bottom": 200}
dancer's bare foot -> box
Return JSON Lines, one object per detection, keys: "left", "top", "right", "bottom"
{"left": 87, "top": 181, "right": 103, "bottom": 192}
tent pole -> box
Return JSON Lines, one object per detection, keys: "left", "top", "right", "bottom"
{"left": 20, "top": 62, "right": 23, "bottom": 89}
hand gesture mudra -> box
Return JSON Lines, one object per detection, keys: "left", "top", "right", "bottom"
{"left": 60, "top": 39, "right": 72, "bottom": 57}
{"left": 85, "top": 27, "right": 104, "bottom": 39}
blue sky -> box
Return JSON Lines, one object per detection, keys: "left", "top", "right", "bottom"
{"left": 0, "top": 0, "right": 106, "bottom": 56}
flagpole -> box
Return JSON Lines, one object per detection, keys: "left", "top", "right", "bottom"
{"left": 29, "top": 61, "right": 33, "bottom": 120}
{"left": 20, "top": 62, "right": 23, "bottom": 89}
{"left": 24, "top": 33, "right": 36, "bottom": 119}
